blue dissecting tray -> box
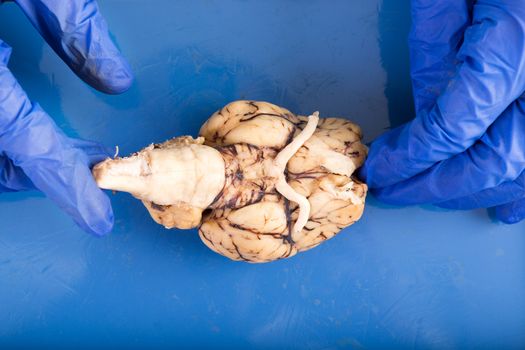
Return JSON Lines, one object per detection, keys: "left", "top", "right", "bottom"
{"left": 1, "top": 1, "right": 524, "bottom": 348}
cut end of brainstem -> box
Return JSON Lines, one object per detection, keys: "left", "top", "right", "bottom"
{"left": 92, "top": 101, "right": 368, "bottom": 263}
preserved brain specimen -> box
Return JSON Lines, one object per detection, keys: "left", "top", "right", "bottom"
{"left": 93, "top": 101, "right": 368, "bottom": 262}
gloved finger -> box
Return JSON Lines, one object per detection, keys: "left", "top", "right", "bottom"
{"left": 0, "top": 155, "right": 35, "bottom": 192}
{"left": 435, "top": 172, "right": 525, "bottom": 212}
{"left": 493, "top": 198, "right": 525, "bottom": 224}
{"left": 0, "top": 137, "right": 109, "bottom": 193}
{"left": 14, "top": 0, "right": 133, "bottom": 94}
{"left": 362, "top": 1, "right": 525, "bottom": 189}
{"left": 0, "top": 48, "right": 114, "bottom": 235}
{"left": 409, "top": 0, "right": 472, "bottom": 113}
{"left": 368, "top": 95, "right": 525, "bottom": 205}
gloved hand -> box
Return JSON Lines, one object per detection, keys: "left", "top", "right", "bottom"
{"left": 0, "top": 0, "right": 133, "bottom": 235}
{"left": 359, "top": 0, "right": 525, "bottom": 224}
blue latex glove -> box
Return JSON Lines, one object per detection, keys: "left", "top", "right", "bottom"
{"left": 0, "top": 0, "right": 133, "bottom": 235}
{"left": 359, "top": 0, "right": 525, "bottom": 224}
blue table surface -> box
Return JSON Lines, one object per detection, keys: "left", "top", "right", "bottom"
{"left": 1, "top": 1, "right": 524, "bottom": 349}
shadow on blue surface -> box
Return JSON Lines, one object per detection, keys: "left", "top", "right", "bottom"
{"left": 0, "top": 1, "right": 524, "bottom": 349}
{"left": 378, "top": 0, "right": 415, "bottom": 128}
